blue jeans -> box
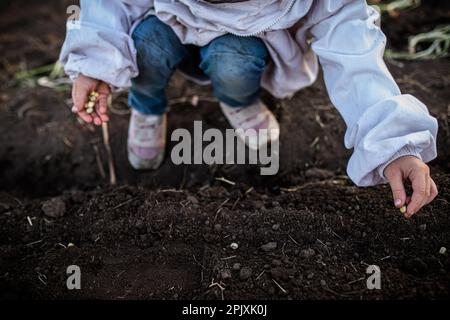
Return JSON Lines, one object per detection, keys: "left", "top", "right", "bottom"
{"left": 129, "top": 16, "right": 269, "bottom": 115}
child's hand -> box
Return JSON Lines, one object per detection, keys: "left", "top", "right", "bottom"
{"left": 384, "top": 156, "right": 438, "bottom": 219}
{"left": 72, "top": 74, "right": 110, "bottom": 126}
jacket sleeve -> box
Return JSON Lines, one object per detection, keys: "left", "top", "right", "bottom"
{"left": 308, "top": 0, "right": 438, "bottom": 186}
{"left": 59, "top": 0, "right": 152, "bottom": 91}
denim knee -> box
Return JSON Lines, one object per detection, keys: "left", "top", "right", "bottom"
{"left": 200, "top": 35, "right": 269, "bottom": 107}
{"left": 132, "top": 16, "right": 188, "bottom": 71}
{"left": 130, "top": 16, "right": 188, "bottom": 115}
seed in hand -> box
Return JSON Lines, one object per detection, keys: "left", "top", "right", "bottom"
{"left": 399, "top": 206, "right": 407, "bottom": 214}
{"left": 84, "top": 91, "right": 99, "bottom": 114}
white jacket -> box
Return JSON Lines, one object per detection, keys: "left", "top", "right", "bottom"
{"left": 59, "top": 0, "right": 438, "bottom": 186}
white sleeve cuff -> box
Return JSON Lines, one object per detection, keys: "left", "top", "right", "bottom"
{"left": 377, "top": 145, "right": 423, "bottom": 182}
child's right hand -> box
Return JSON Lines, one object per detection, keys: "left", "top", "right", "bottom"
{"left": 72, "top": 75, "right": 110, "bottom": 126}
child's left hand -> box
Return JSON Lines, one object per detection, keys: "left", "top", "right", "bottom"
{"left": 384, "top": 156, "right": 438, "bottom": 219}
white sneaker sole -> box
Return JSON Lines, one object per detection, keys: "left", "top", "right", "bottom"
{"left": 127, "top": 147, "right": 165, "bottom": 170}
{"left": 235, "top": 124, "right": 280, "bottom": 151}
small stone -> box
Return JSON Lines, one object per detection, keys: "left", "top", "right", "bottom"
{"left": 272, "top": 224, "right": 280, "bottom": 231}
{"left": 230, "top": 242, "right": 239, "bottom": 250}
{"left": 70, "top": 190, "right": 85, "bottom": 203}
{"left": 320, "top": 279, "right": 327, "bottom": 286}
{"left": 187, "top": 195, "right": 199, "bottom": 204}
{"left": 261, "top": 242, "right": 277, "bottom": 252}
{"left": 300, "top": 248, "right": 315, "bottom": 258}
{"left": 239, "top": 267, "right": 252, "bottom": 280}
{"left": 272, "top": 259, "right": 282, "bottom": 267}
{"left": 254, "top": 200, "right": 265, "bottom": 210}
{"left": 439, "top": 247, "right": 447, "bottom": 255}
{"left": 220, "top": 269, "right": 232, "bottom": 280}
{"left": 134, "top": 219, "right": 145, "bottom": 230}
{"left": 41, "top": 198, "right": 66, "bottom": 218}
{"left": 232, "top": 263, "right": 241, "bottom": 271}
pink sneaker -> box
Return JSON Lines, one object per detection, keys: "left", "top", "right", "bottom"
{"left": 220, "top": 99, "right": 280, "bottom": 150}
{"left": 127, "top": 109, "right": 166, "bottom": 170}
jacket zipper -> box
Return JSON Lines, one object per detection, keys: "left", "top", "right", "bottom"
{"left": 225, "top": 0, "right": 298, "bottom": 37}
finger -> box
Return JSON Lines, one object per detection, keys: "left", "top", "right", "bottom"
{"left": 91, "top": 112, "right": 102, "bottom": 126}
{"left": 97, "top": 83, "right": 110, "bottom": 115}
{"left": 99, "top": 113, "right": 109, "bottom": 122}
{"left": 78, "top": 111, "right": 92, "bottom": 123}
{"left": 425, "top": 178, "right": 438, "bottom": 205}
{"left": 93, "top": 117, "right": 102, "bottom": 126}
{"left": 417, "top": 173, "right": 431, "bottom": 212}
{"left": 73, "top": 84, "right": 90, "bottom": 113}
{"left": 96, "top": 95, "right": 108, "bottom": 115}
{"left": 405, "top": 196, "right": 411, "bottom": 205}
{"left": 406, "top": 169, "right": 428, "bottom": 218}
{"left": 387, "top": 171, "right": 407, "bottom": 208}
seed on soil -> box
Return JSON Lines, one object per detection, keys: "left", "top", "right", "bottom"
{"left": 230, "top": 242, "right": 239, "bottom": 250}
{"left": 261, "top": 242, "right": 277, "bottom": 252}
{"left": 400, "top": 206, "right": 407, "bottom": 214}
{"left": 439, "top": 247, "right": 447, "bottom": 255}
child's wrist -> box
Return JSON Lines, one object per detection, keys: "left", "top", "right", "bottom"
{"left": 377, "top": 145, "right": 423, "bottom": 181}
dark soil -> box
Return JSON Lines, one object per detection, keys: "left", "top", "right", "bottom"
{"left": 0, "top": 0, "right": 449, "bottom": 299}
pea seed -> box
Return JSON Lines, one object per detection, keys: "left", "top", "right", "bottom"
{"left": 86, "top": 108, "right": 94, "bottom": 114}
{"left": 399, "top": 206, "right": 407, "bottom": 214}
